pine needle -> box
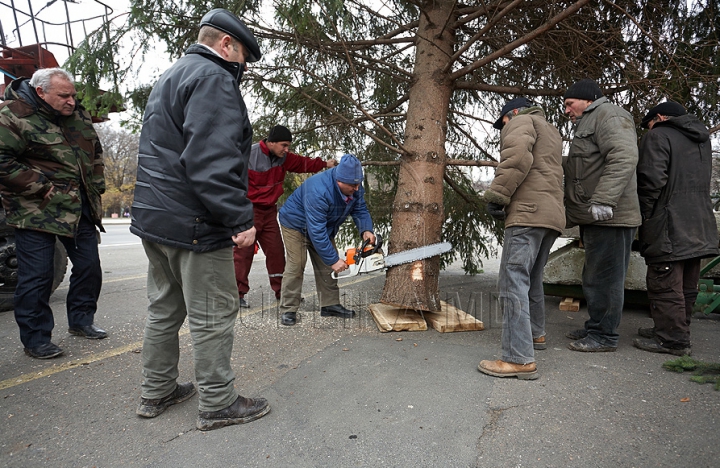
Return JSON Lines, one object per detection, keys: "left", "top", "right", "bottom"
{"left": 663, "top": 356, "right": 720, "bottom": 390}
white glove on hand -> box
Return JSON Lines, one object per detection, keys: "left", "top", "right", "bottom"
{"left": 588, "top": 203, "right": 614, "bottom": 221}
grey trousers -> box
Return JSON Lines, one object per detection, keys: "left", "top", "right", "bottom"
{"left": 498, "top": 226, "right": 559, "bottom": 364}
{"left": 279, "top": 226, "right": 340, "bottom": 313}
{"left": 140, "top": 240, "right": 239, "bottom": 412}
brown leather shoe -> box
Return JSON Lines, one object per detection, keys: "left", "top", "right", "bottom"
{"left": 136, "top": 382, "right": 196, "bottom": 418}
{"left": 196, "top": 395, "right": 270, "bottom": 431}
{"left": 477, "top": 359, "right": 538, "bottom": 380}
{"left": 533, "top": 336, "right": 547, "bottom": 350}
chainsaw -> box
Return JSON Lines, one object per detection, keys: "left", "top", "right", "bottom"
{"left": 332, "top": 234, "right": 453, "bottom": 279}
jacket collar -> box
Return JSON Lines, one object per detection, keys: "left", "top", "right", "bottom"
{"left": 185, "top": 43, "right": 243, "bottom": 81}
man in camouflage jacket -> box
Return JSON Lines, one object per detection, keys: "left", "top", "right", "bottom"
{"left": 0, "top": 68, "right": 107, "bottom": 359}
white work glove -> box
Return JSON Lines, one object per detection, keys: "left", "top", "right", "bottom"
{"left": 588, "top": 203, "right": 614, "bottom": 221}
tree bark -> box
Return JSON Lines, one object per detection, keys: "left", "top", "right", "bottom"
{"left": 380, "top": 0, "right": 457, "bottom": 312}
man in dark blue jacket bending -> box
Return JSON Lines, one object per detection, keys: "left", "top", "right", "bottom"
{"left": 278, "top": 154, "right": 375, "bottom": 326}
{"left": 130, "top": 8, "right": 269, "bottom": 431}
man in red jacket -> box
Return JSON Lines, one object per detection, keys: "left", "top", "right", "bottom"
{"left": 234, "top": 125, "right": 337, "bottom": 307}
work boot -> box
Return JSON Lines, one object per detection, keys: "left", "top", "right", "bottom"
{"left": 633, "top": 338, "right": 691, "bottom": 356}
{"left": 637, "top": 327, "right": 656, "bottom": 339}
{"left": 533, "top": 336, "right": 547, "bottom": 350}
{"left": 320, "top": 304, "right": 355, "bottom": 318}
{"left": 68, "top": 324, "right": 108, "bottom": 339}
{"left": 567, "top": 336, "right": 617, "bottom": 352}
{"left": 281, "top": 312, "right": 297, "bottom": 326}
{"left": 136, "top": 382, "right": 196, "bottom": 418}
{"left": 196, "top": 395, "right": 270, "bottom": 431}
{"left": 477, "top": 360, "right": 538, "bottom": 380}
{"left": 24, "top": 342, "right": 64, "bottom": 359}
{"left": 565, "top": 328, "right": 587, "bottom": 340}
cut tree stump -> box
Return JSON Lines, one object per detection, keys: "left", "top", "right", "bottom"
{"left": 369, "top": 301, "right": 484, "bottom": 333}
{"left": 559, "top": 297, "right": 580, "bottom": 312}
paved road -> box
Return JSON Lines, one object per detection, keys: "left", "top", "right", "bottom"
{"left": 0, "top": 229, "right": 718, "bottom": 467}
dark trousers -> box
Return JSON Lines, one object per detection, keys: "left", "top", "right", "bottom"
{"left": 580, "top": 225, "right": 636, "bottom": 347}
{"left": 233, "top": 205, "right": 285, "bottom": 299}
{"left": 646, "top": 258, "right": 701, "bottom": 348}
{"left": 13, "top": 216, "right": 102, "bottom": 348}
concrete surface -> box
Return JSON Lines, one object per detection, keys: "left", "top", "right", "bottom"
{"left": 0, "top": 236, "right": 718, "bottom": 467}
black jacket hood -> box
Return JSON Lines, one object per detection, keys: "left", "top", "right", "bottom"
{"left": 655, "top": 114, "right": 710, "bottom": 143}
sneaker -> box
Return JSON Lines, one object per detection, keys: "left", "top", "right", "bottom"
{"left": 533, "top": 336, "right": 547, "bottom": 350}
{"left": 477, "top": 359, "right": 538, "bottom": 380}
{"left": 637, "top": 327, "right": 656, "bottom": 339}
{"left": 239, "top": 297, "right": 249, "bottom": 308}
{"left": 633, "top": 338, "right": 691, "bottom": 356}
{"left": 196, "top": 395, "right": 270, "bottom": 431}
{"left": 567, "top": 335, "right": 617, "bottom": 352}
{"left": 24, "top": 342, "right": 64, "bottom": 359}
{"left": 136, "top": 382, "right": 196, "bottom": 418}
{"left": 565, "top": 328, "right": 588, "bottom": 340}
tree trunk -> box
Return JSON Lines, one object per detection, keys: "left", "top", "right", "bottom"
{"left": 380, "top": 1, "right": 456, "bottom": 312}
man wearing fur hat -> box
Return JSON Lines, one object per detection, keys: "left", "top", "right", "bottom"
{"left": 233, "top": 125, "right": 337, "bottom": 308}
{"left": 562, "top": 79, "right": 642, "bottom": 352}
{"left": 277, "top": 154, "right": 375, "bottom": 326}
{"left": 477, "top": 98, "right": 565, "bottom": 380}
{"left": 634, "top": 101, "right": 718, "bottom": 356}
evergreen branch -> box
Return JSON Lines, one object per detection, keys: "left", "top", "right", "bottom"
{"left": 449, "top": 0, "right": 591, "bottom": 81}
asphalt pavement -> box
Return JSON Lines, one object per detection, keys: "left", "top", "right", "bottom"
{"left": 0, "top": 222, "right": 718, "bottom": 467}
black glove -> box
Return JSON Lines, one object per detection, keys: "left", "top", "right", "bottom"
{"left": 487, "top": 202, "right": 506, "bottom": 220}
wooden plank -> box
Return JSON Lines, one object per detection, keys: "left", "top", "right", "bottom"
{"left": 368, "top": 303, "right": 427, "bottom": 332}
{"left": 559, "top": 297, "right": 580, "bottom": 312}
{"left": 424, "top": 301, "right": 484, "bottom": 333}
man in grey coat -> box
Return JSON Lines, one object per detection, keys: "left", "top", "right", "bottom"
{"left": 131, "top": 8, "right": 270, "bottom": 431}
{"left": 634, "top": 101, "right": 718, "bottom": 356}
{"left": 477, "top": 98, "right": 565, "bottom": 380}
{"left": 563, "top": 79, "right": 642, "bottom": 352}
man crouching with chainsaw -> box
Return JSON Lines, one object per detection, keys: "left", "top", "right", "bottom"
{"left": 278, "top": 153, "right": 375, "bottom": 326}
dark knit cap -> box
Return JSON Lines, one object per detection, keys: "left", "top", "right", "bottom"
{"left": 336, "top": 154, "right": 363, "bottom": 184}
{"left": 267, "top": 125, "right": 293, "bottom": 142}
{"left": 493, "top": 97, "right": 534, "bottom": 130}
{"left": 563, "top": 79, "right": 603, "bottom": 101}
{"left": 200, "top": 9, "right": 261, "bottom": 62}
{"left": 641, "top": 101, "right": 687, "bottom": 128}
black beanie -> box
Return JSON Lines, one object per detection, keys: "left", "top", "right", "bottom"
{"left": 267, "top": 125, "right": 293, "bottom": 142}
{"left": 563, "top": 79, "right": 603, "bottom": 101}
{"left": 641, "top": 101, "right": 687, "bottom": 128}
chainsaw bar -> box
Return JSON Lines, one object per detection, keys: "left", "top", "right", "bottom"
{"left": 383, "top": 242, "right": 453, "bottom": 267}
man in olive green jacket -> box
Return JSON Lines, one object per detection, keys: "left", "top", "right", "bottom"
{"left": 562, "top": 79, "right": 641, "bottom": 352}
{"left": 477, "top": 98, "right": 564, "bottom": 380}
{"left": 0, "top": 68, "right": 107, "bottom": 359}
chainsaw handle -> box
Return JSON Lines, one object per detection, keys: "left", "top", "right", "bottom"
{"left": 357, "top": 234, "right": 383, "bottom": 259}
{"left": 331, "top": 263, "right": 360, "bottom": 279}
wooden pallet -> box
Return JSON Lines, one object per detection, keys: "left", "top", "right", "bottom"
{"left": 559, "top": 297, "right": 581, "bottom": 312}
{"left": 369, "top": 301, "right": 484, "bottom": 333}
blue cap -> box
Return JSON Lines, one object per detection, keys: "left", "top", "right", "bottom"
{"left": 336, "top": 154, "right": 363, "bottom": 184}
{"left": 494, "top": 97, "right": 534, "bottom": 130}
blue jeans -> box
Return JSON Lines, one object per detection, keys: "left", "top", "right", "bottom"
{"left": 14, "top": 216, "right": 102, "bottom": 348}
{"left": 498, "top": 226, "right": 559, "bottom": 364}
{"left": 580, "top": 225, "right": 636, "bottom": 347}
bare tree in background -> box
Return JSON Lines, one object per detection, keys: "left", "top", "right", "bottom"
{"left": 95, "top": 124, "right": 138, "bottom": 217}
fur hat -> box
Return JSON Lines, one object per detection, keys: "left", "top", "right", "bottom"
{"left": 267, "top": 125, "right": 292, "bottom": 142}
{"left": 336, "top": 154, "right": 363, "bottom": 184}
{"left": 493, "top": 97, "right": 534, "bottom": 130}
{"left": 200, "top": 9, "right": 261, "bottom": 62}
{"left": 563, "top": 79, "right": 603, "bottom": 101}
{"left": 641, "top": 101, "right": 687, "bottom": 128}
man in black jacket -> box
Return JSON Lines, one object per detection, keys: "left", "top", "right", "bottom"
{"left": 634, "top": 101, "right": 719, "bottom": 356}
{"left": 131, "top": 8, "right": 270, "bottom": 431}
